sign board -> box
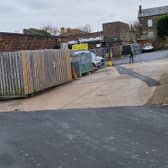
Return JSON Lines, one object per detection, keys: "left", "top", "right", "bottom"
{"left": 72, "top": 43, "right": 88, "bottom": 51}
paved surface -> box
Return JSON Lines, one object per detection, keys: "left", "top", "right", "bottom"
{"left": 0, "top": 106, "right": 168, "bottom": 168}
{"left": 1, "top": 50, "right": 168, "bottom": 168}
{"left": 0, "top": 67, "right": 153, "bottom": 111}
{"left": 1, "top": 57, "right": 168, "bottom": 112}
{"left": 0, "top": 59, "right": 168, "bottom": 112}
{"left": 116, "top": 66, "right": 160, "bottom": 87}
{"left": 112, "top": 50, "right": 168, "bottom": 65}
{"left": 0, "top": 50, "right": 167, "bottom": 112}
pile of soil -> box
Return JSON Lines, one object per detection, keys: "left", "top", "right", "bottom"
{"left": 148, "top": 73, "right": 168, "bottom": 105}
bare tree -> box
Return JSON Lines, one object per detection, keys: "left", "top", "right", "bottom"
{"left": 79, "top": 24, "right": 92, "bottom": 33}
{"left": 42, "top": 24, "right": 60, "bottom": 36}
{"left": 129, "top": 20, "right": 142, "bottom": 39}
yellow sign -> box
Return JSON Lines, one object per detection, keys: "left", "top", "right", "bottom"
{"left": 72, "top": 43, "right": 88, "bottom": 51}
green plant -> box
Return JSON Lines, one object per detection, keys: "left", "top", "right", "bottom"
{"left": 32, "top": 88, "right": 36, "bottom": 95}
{"left": 23, "top": 28, "right": 51, "bottom": 36}
{"left": 156, "top": 15, "right": 168, "bottom": 40}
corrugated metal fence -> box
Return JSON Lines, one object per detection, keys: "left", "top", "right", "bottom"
{"left": 0, "top": 49, "right": 72, "bottom": 97}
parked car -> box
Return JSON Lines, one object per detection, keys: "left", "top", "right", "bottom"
{"left": 122, "top": 45, "right": 132, "bottom": 56}
{"left": 122, "top": 44, "right": 142, "bottom": 56}
{"left": 71, "top": 50, "right": 105, "bottom": 72}
{"left": 142, "top": 43, "right": 154, "bottom": 52}
{"left": 90, "top": 52, "right": 105, "bottom": 69}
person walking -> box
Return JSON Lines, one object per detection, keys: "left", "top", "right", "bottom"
{"left": 129, "top": 49, "right": 134, "bottom": 64}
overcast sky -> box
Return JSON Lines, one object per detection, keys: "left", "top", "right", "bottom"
{"left": 0, "top": 0, "right": 168, "bottom": 33}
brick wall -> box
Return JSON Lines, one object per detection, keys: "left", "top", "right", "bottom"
{"left": 139, "top": 16, "right": 157, "bottom": 38}
{"left": 0, "top": 32, "right": 61, "bottom": 51}
{"left": 139, "top": 14, "right": 167, "bottom": 39}
{"left": 0, "top": 32, "right": 103, "bottom": 51}
{"left": 137, "top": 39, "right": 160, "bottom": 49}
{"left": 103, "top": 22, "right": 130, "bottom": 44}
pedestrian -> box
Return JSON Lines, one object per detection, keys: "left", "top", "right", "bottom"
{"left": 129, "top": 49, "right": 134, "bottom": 64}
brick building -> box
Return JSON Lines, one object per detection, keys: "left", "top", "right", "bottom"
{"left": 138, "top": 5, "right": 168, "bottom": 40}
{"left": 102, "top": 22, "right": 131, "bottom": 56}
{"left": 0, "top": 22, "right": 134, "bottom": 55}
{"left": 61, "top": 31, "right": 103, "bottom": 49}
{"left": 60, "top": 31, "right": 103, "bottom": 43}
{"left": 60, "top": 27, "right": 87, "bottom": 36}
{"left": 0, "top": 31, "right": 104, "bottom": 51}
{"left": 103, "top": 21, "right": 130, "bottom": 47}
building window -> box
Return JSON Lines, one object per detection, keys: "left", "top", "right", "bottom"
{"left": 148, "top": 19, "right": 153, "bottom": 28}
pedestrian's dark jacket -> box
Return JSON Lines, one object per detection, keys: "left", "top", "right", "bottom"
{"left": 129, "top": 50, "right": 133, "bottom": 57}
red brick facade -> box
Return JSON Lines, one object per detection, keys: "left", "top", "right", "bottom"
{"left": 0, "top": 32, "right": 60, "bottom": 51}
{"left": 0, "top": 31, "right": 104, "bottom": 52}
{"left": 138, "top": 5, "right": 168, "bottom": 40}
{"left": 103, "top": 22, "right": 130, "bottom": 45}
{"left": 139, "top": 15, "right": 162, "bottom": 39}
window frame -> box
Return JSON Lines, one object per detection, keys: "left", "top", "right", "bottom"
{"left": 147, "top": 19, "right": 153, "bottom": 28}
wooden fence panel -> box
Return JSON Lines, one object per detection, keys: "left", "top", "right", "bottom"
{"left": 0, "top": 49, "right": 72, "bottom": 97}
{"left": 0, "top": 52, "right": 25, "bottom": 96}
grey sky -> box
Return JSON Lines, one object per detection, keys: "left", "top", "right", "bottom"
{"left": 0, "top": 0, "right": 168, "bottom": 33}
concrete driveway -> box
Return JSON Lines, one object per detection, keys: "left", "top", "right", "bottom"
{"left": 0, "top": 55, "right": 168, "bottom": 112}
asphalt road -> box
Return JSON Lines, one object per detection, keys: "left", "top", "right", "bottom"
{"left": 112, "top": 50, "right": 168, "bottom": 65}
{"left": 1, "top": 106, "right": 168, "bottom": 168}
{"left": 116, "top": 66, "right": 160, "bottom": 87}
